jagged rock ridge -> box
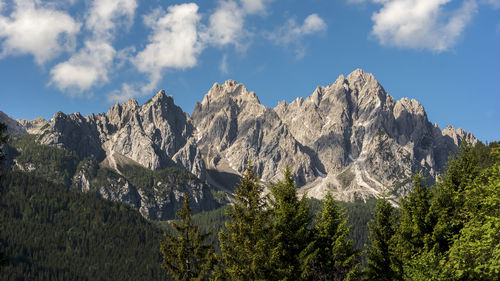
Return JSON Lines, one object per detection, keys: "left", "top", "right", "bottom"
{"left": 3, "top": 69, "right": 476, "bottom": 204}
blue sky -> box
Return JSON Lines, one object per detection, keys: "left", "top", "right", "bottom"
{"left": 0, "top": 0, "right": 498, "bottom": 142}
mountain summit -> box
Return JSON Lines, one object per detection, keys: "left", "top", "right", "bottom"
{"left": 1, "top": 69, "right": 476, "bottom": 207}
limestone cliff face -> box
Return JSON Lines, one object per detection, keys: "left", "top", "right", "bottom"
{"left": 35, "top": 90, "right": 206, "bottom": 180}
{"left": 71, "top": 159, "right": 220, "bottom": 220}
{"left": 0, "top": 110, "right": 28, "bottom": 135}
{"left": 4, "top": 69, "right": 477, "bottom": 203}
{"left": 275, "top": 69, "right": 476, "bottom": 200}
{"left": 191, "top": 80, "right": 320, "bottom": 187}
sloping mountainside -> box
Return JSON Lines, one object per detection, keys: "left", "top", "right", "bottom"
{"left": 3, "top": 135, "right": 224, "bottom": 220}
{"left": 0, "top": 69, "right": 476, "bottom": 205}
{"left": 0, "top": 170, "right": 168, "bottom": 281}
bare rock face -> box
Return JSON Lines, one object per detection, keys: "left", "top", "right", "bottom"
{"left": 3, "top": 69, "right": 477, "bottom": 204}
{"left": 192, "top": 80, "right": 320, "bottom": 187}
{"left": 39, "top": 111, "right": 106, "bottom": 160}
{"left": 0, "top": 110, "right": 28, "bottom": 135}
{"left": 275, "top": 69, "right": 476, "bottom": 200}
{"left": 17, "top": 117, "right": 48, "bottom": 134}
{"left": 71, "top": 159, "right": 219, "bottom": 220}
{"left": 35, "top": 90, "right": 206, "bottom": 180}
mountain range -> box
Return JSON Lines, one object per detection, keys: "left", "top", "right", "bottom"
{"left": 0, "top": 69, "right": 476, "bottom": 218}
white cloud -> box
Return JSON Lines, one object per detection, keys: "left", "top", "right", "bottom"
{"left": 50, "top": 41, "right": 115, "bottom": 93}
{"left": 241, "top": 0, "right": 273, "bottom": 14}
{"left": 0, "top": 0, "right": 80, "bottom": 64}
{"left": 267, "top": 13, "right": 327, "bottom": 58}
{"left": 86, "top": 0, "right": 137, "bottom": 40}
{"left": 49, "top": 0, "right": 137, "bottom": 93}
{"left": 132, "top": 3, "right": 202, "bottom": 93}
{"left": 371, "top": 0, "right": 477, "bottom": 52}
{"left": 204, "top": 0, "right": 246, "bottom": 47}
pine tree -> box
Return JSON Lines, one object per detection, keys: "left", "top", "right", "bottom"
{"left": 301, "top": 193, "right": 359, "bottom": 281}
{"left": 269, "top": 167, "right": 312, "bottom": 280}
{"left": 444, "top": 150, "right": 500, "bottom": 280}
{"left": 218, "top": 163, "right": 274, "bottom": 280}
{"left": 160, "top": 193, "right": 215, "bottom": 281}
{"left": 429, "top": 142, "right": 493, "bottom": 255}
{"left": 392, "top": 174, "right": 433, "bottom": 278}
{"left": 0, "top": 122, "right": 8, "bottom": 272}
{"left": 364, "top": 198, "right": 398, "bottom": 281}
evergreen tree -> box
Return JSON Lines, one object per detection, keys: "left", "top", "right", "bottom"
{"left": 0, "top": 122, "right": 8, "bottom": 272}
{"left": 429, "top": 142, "right": 493, "bottom": 255}
{"left": 301, "top": 193, "right": 359, "bottom": 281}
{"left": 392, "top": 174, "right": 433, "bottom": 278}
{"left": 364, "top": 198, "right": 398, "bottom": 281}
{"left": 269, "top": 167, "right": 312, "bottom": 280}
{"left": 392, "top": 142, "right": 498, "bottom": 280}
{"left": 218, "top": 163, "right": 274, "bottom": 280}
{"left": 161, "top": 193, "right": 216, "bottom": 281}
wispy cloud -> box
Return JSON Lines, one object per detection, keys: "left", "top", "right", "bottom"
{"left": 220, "top": 54, "right": 229, "bottom": 74}
{"left": 267, "top": 14, "right": 327, "bottom": 58}
{"left": 203, "top": 0, "right": 247, "bottom": 48}
{"left": 50, "top": 0, "right": 137, "bottom": 93}
{"left": 241, "top": 0, "right": 273, "bottom": 14}
{"left": 369, "top": 0, "right": 477, "bottom": 52}
{"left": 484, "top": 0, "right": 500, "bottom": 9}
{"left": 0, "top": 0, "right": 80, "bottom": 64}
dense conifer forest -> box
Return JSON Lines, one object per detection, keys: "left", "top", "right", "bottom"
{"left": 0, "top": 122, "right": 498, "bottom": 280}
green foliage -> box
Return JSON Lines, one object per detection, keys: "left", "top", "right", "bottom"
{"left": 0, "top": 170, "right": 167, "bottom": 281}
{"left": 217, "top": 163, "right": 275, "bottom": 280}
{"left": 372, "top": 142, "right": 500, "bottom": 280}
{"left": 442, "top": 148, "right": 500, "bottom": 280}
{"left": 393, "top": 174, "right": 433, "bottom": 278}
{"left": 301, "top": 193, "right": 360, "bottom": 281}
{"left": 161, "top": 193, "right": 216, "bottom": 281}
{"left": 0, "top": 122, "right": 8, "bottom": 273}
{"left": 7, "top": 134, "right": 80, "bottom": 186}
{"left": 364, "top": 198, "right": 398, "bottom": 281}
{"left": 269, "top": 167, "right": 312, "bottom": 280}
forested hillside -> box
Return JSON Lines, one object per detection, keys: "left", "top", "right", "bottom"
{"left": 0, "top": 171, "right": 168, "bottom": 281}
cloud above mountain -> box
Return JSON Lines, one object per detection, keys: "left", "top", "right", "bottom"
{"left": 370, "top": 0, "right": 477, "bottom": 52}
{"left": 0, "top": 0, "right": 496, "bottom": 101}
{"left": 0, "top": 0, "right": 80, "bottom": 64}
{"left": 49, "top": 0, "right": 137, "bottom": 94}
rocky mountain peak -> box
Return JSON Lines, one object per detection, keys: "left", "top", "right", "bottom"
{"left": 394, "top": 98, "right": 426, "bottom": 119}
{"left": 0, "top": 110, "right": 27, "bottom": 135}
{"left": 442, "top": 125, "right": 477, "bottom": 146}
{"left": 3, "top": 69, "right": 479, "bottom": 204}
{"left": 148, "top": 89, "right": 173, "bottom": 105}
{"left": 202, "top": 79, "right": 260, "bottom": 107}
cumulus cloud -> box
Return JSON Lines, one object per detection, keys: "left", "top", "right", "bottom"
{"left": 204, "top": 1, "right": 246, "bottom": 47}
{"left": 0, "top": 0, "right": 80, "bottom": 64}
{"left": 50, "top": 0, "right": 137, "bottom": 92}
{"left": 86, "top": 0, "right": 137, "bottom": 40}
{"left": 267, "top": 14, "right": 327, "bottom": 58}
{"left": 371, "top": 0, "right": 477, "bottom": 52}
{"left": 50, "top": 41, "right": 115, "bottom": 93}
{"left": 132, "top": 3, "right": 202, "bottom": 93}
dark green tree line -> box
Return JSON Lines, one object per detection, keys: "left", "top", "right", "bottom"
{"left": 364, "top": 142, "right": 499, "bottom": 280}
{"left": 160, "top": 193, "right": 216, "bottom": 281}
